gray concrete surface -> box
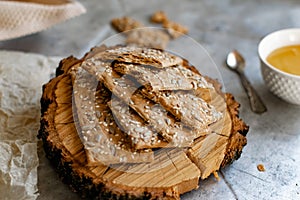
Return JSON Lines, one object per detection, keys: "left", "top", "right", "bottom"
{"left": 1, "top": 0, "right": 299, "bottom": 199}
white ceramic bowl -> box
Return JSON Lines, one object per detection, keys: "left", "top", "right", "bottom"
{"left": 258, "top": 28, "right": 300, "bottom": 105}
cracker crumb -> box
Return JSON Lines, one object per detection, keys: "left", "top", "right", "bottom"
{"left": 150, "top": 11, "right": 168, "bottom": 24}
{"left": 213, "top": 171, "right": 220, "bottom": 181}
{"left": 111, "top": 16, "right": 143, "bottom": 33}
{"left": 163, "top": 21, "right": 189, "bottom": 39}
{"left": 257, "top": 164, "right": 265, "bottom": 172}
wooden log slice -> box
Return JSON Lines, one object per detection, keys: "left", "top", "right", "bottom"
{"left": 38, "top": 46, "right": 248, "bottom": 200}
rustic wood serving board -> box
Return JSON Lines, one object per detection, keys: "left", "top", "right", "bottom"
{"left": 38, "top": 47, "right": 248, "bottom": 200}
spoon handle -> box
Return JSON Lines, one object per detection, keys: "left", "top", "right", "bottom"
{"left": 239, "top": 73, "right": 267, "bottom": 114}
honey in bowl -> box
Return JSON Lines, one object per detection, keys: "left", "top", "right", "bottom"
{"left": 266, "top": 45, "right": 300, "bottom": 76}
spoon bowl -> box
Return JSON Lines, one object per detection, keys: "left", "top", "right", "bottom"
{"left": 226, "top": 50, "right": 245, "bottom": 73}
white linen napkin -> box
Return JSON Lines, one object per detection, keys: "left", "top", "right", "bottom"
{"left": 0, "top": 0, "right": 86, "bottom": 41}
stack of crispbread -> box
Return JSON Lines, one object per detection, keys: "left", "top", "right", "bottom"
{"left": 39, "top": 45, "right": 248, "bottom": 199}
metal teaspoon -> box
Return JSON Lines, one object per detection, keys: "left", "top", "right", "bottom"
{"left": 226, "top": 50, "right": 267, "bottom": 114}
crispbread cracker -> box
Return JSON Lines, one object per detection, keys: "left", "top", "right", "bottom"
{"left": 108, "top": 98, "right": 168, "bottom": 149}
{"left": 113, "top": 62, "right": 213, "bottom": 91}
{"left": 125, "top": 29, "right": 170, "bottom": 49}
{"left": 81, "top": 59, "right": 139, "bottom": 102}
{"left": 130, "top": 92, "right": 196, "bottom": 147}
{"left": 83, "top": 46, "right": 182, "bottom": 69}
{"left": 71, "top": 67, "right": 153, "bottom": 165}
{"left": 107, "top": 46, "right": 182, "bottom": 68}
{"left": 142, "top": 89, "right": 222, "bottom": 130}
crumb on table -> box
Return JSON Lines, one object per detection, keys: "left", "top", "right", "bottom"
{"left": 150, "top": 11, "right": 168, "bottom": 24}
{"left": 162, "top": 21, "right": 189, "bottom": 39}
{"left": 257, "top": 164, "right": 265, "bottom": 172}
{"left": 213, "top": 171, "right": 220, "bottom": 181}
{"left": 111, "top": 16, "right": 143, "bottom": 33}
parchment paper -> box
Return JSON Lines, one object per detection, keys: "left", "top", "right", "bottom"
{"left": 0, "top": 51, "right": 60, "bottom": 200}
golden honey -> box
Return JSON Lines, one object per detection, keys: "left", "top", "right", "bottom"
{"left": 266, "top": 45, "right": 300, "bottom": 76}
